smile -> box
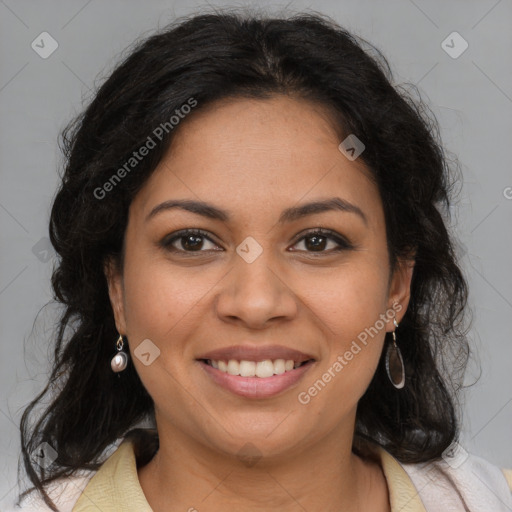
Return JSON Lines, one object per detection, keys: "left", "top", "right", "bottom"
{"left": 203, "top": 358, "right": 311, "bottom": 377}
{"left": 197, "top": 358, "right": 316, "bottom": 399}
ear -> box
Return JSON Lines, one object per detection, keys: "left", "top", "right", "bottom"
{"left": 104, "top": 255, "right": 127, "bottom": 335}
{"left": 386, "top": 252, "right": 415, "bottom": 330}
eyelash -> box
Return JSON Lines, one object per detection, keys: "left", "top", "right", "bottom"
{"left": 160, "top": 228, "right": 354, "bottom": 256}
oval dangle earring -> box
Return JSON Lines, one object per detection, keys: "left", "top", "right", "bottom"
{"left": 385, "top": 319, "right": 405, "bottom": 389}
{"left": 111, "top": 334, "right": 129, "bottom": 373}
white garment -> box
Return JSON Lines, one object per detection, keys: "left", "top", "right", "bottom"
{"left": 3, "top": 474, "right": 93, "bottom": 512}
{"left": 401, "top": 449, "right": 512, "bottom": 512}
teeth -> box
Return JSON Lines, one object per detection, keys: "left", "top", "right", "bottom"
{"left": 207, "top": 358, "right": 308, "bottom": 377}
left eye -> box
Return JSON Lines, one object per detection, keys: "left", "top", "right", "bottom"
{"left": 291, "top": 229, "right": 351, "bottom": 253}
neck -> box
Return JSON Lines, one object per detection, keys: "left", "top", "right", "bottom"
{"left": 137, "top": 424, "right": 388, "bottom": 512}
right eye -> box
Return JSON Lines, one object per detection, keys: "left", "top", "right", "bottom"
{"left": 160, "top": 229, "right": 223, "bottom": 254}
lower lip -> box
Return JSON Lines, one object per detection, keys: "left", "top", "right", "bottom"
{"left": 198, "top": 360, "right": 315, "bottom": 399}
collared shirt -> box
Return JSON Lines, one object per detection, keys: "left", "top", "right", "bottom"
{"left": 9, "top": 437, "right": 512, "bottom": 511}
{"left": 72, "top": 438, "right": 512, "bottom": 512}
{"left": 72, "top": 439, "right": 428, "bottom": 511}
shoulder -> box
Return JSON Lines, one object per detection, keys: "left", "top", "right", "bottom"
{"left": 4, "top": 472, "right": 97, "bottom": 511}
{"left": 4, "top": 436, "right": 134, "bottom": 512}
{"left": 399, "top": 446, "right": 512, "bottom": 512}
{"left": 4, "top": 431, "right": 154, "bottom": 512}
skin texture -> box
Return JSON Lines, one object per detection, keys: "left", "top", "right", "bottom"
{"left": 105, "top": 95, "right": 415, "bottom": 511}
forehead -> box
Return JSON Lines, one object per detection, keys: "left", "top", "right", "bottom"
{"left": 133, "top": 95, "right": 382, "bottom": 228}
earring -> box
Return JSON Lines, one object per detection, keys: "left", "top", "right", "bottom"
{"left": 385, "top": 318, "right": 405, "bottom": 389}
{"left": 111, "top": 334, "right": 129, "bottom": 373}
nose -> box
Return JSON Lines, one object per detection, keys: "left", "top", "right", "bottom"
{"left": 214, "top": 247, "right": 298, "bottom": 329}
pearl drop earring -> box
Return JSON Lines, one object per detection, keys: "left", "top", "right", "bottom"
{"left": 111, "top": 334, "right": 129, "bottom": 373}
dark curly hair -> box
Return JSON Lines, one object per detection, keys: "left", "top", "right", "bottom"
{"left": 16, "top": 7, "right": 472, "bottom": 511}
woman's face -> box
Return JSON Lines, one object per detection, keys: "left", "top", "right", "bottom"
{"left": 106, "top": 95, "right": 414, "bottom": 460}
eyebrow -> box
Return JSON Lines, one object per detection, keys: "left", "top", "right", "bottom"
{"left": 145, "top": 197, "right": 368, "bottom": 226}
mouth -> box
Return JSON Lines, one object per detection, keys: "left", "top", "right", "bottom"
{"left": 196, "top": 357, "right": 316, "bottom": 399}
{"left": 198, "top": 358, "right": 315, "bottom": 377}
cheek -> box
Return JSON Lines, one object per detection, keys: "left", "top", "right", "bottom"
{"left": 299, "top": 260, "right": 390, "bottom": 390}
{"left": 120, "top": 256, "right": 211, "bottom": 404}
{"left": 301, "top": 261, "right": 390, "bottom": 338}
{"left": 293, "top": 268, "right": 389, "bottom": 422}
{"left": 122, "top": 259, "right": 212, "bottom": 340}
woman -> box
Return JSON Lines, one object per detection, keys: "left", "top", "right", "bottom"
{"left": 11, "top": 9, "right": 512, "bottom": 512}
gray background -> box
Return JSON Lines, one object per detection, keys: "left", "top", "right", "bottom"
{"left": 1, "top": 0, "right": 511, "bottom": 507}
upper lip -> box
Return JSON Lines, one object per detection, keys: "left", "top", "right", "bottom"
{"left": 197, "top": 344, "right": 315, "bottom": 363}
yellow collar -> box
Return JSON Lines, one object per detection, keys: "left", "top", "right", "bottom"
{"left": 73, "top": 438, "right": 426, "bottom": 511}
